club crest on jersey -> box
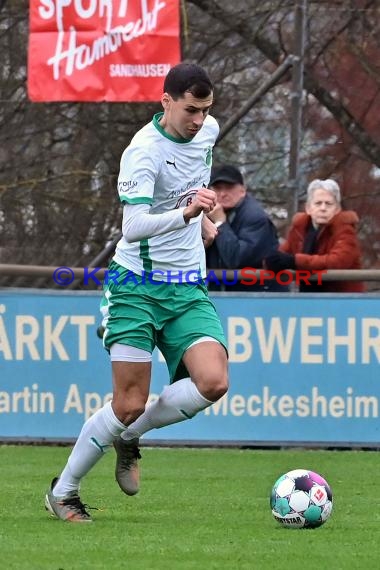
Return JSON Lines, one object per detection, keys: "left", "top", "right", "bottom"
{"left": 204, "top": 146, "right": 212, "bottom": 167}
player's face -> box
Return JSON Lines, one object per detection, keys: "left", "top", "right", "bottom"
{"left": 211, "top": 182, "right": 246, "bottom": 211}
{"left": 306, "top": 188, "right": 340, "bottom": 227}
{"left": 160, "top": 91, "right": 213, "bottom": 140}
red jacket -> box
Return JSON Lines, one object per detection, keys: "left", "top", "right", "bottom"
{"left": 280, "top": 210, "right": 365, "bottom": 292}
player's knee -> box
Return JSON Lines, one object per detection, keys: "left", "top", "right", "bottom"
{"left": 113, "top": 400, "right": 145, "bottom": 425}
{"left": 201, "top": 375, "right": 228, "bottom": 402}
{"left": 127, "top": 403, "right": 146, "bottom": 423}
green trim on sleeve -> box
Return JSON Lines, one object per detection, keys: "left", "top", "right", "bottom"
{"left": 140, "top": 240, "right": 152, "bottom": 273}
{"left": 120, "top": 196, "right": 153, "bottom": 205}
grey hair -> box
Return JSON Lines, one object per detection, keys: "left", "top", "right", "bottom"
{"left": 306, "top": 179, "right": 341, "bottom": 204}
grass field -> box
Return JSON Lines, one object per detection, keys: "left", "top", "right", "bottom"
{"left": 1, "top": 446, "right": 379, "bottom": 570}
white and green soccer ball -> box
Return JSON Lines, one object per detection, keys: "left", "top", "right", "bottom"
{"left": 270, "top": 469, "right": 333, "bottom": 529}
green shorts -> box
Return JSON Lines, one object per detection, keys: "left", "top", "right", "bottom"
{"left": 100, "top": 261, "right": 227, "bottom": 382}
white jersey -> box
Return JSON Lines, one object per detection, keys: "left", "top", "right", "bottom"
{"left": 113, "top": 113, "right": 219, "bottom": 282}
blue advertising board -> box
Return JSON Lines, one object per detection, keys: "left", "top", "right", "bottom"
{"left": 0, "top": 290, "right": 379, "bottom": 446}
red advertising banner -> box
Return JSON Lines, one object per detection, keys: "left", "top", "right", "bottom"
{"left": 28, "top": 0, "right": 180, "bottom": 102}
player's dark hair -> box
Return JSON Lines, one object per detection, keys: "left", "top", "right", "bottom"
{"left": 164, "top": 63, "right": 213, "bottom": 100}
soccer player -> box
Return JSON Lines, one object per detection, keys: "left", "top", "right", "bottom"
{"left": 45, "top": 63, "right": 229, "bottom": 522}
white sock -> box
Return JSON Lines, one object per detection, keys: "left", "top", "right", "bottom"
{"left": 54, "top": 401, "right": 126, "bottom": 497}
{"left": 120, "top": 378, "right": 212, "bottom": 441}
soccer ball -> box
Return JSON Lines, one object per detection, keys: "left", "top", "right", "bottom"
{"left": 270, "top": 469, "right": 333, "bottom": 529}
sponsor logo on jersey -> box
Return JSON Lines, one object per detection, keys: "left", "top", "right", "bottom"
{"left": 168, "top": 175, "right": 204, "bottom": 199}
{"left": 118, "top": 180, "right": 138, "bottom": 192}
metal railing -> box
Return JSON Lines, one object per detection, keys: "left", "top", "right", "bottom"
{"left": 0, "top": 264, "right": 379, "bottom": 283}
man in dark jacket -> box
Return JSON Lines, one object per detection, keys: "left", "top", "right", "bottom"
{"left": 205, "top": 164, "right": 288, "bottom": 292}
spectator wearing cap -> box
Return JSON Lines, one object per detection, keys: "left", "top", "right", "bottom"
{"left": 205, "top": 164, "right": 288, "bottom": 292}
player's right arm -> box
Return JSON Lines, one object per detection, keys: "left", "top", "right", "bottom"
{"left": 118, "top": 146, "right": 215, "bottom": 243}
{"left": 122, "top": 203, "right": 188, "bottom": 242}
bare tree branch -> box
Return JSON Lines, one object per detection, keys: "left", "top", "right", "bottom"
{"left": 188, "top": 0, "right": 380, "bottom": 167}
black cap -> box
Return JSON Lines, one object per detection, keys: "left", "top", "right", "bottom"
{"left": 209, "top": 165, "right": 244, "bottom": 186}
